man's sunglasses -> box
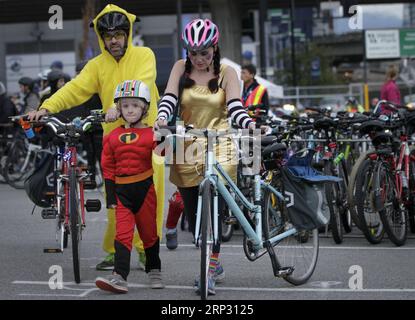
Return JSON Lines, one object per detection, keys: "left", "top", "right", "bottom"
{"left": 102, "top": 31, "right": 126, "bottom": 42}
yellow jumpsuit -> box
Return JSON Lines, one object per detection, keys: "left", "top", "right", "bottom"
{"left": 40, "top": 4, "right": 164, "bottom": 254}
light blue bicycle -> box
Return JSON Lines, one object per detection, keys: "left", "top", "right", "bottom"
{"left": 160, "top": 126, "right": 319, "bottom": 300}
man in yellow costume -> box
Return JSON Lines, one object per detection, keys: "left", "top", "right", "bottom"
{"left": 27, "top": 4, "right": 165, "bottom": 271}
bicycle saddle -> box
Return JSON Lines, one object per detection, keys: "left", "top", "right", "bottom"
{"left": 262, "top": 142, "right": 287, "bottom": 157}
{"left": 313, "top": 117, "right": 336, "bottom": 130}
{"left": 358, "top": 120, "right": 385, "bottom": 135}
{"left": 371, "top": 131, "right": 394, "bottom": 147}
{"left": 261, "top": 135, "right": 278, "bottom": 146}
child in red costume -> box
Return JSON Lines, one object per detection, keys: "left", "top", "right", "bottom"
{"left": 95, "top": 80, "right": 163, "bottom": 293}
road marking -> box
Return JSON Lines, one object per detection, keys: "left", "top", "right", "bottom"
{"left": 12, "top": 280, "right": 415, "bottom": 294}
{"left": 18, "top": 294, "right": 81, "bottom": 297}
{"left": 176, "top": 244, "right": 415, "bottom": 250}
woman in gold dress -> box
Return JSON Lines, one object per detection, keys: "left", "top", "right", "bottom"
{"left": 155, "top": 18, "right": 255, "bottom": 295}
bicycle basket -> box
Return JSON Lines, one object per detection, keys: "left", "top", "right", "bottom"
{"left": 281, "top": 149, "right": 341, "bottom": 231}
{"left": 24, "top": 153, "right": 55, "bottom": 208}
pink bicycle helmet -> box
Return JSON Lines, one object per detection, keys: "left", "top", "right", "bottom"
{"left": 181, "top": 19, "right": 219, "bottom": 51}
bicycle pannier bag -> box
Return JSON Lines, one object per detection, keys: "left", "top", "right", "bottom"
{"left": 24, "top": 153, "right": 55, "bottom": 208}
{"left": 281, "top": 149, "right": 341, "bottom": 231}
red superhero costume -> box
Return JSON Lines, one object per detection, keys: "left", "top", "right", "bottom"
{"left": 101, "top": 126, "right": 159, "bottom": 279}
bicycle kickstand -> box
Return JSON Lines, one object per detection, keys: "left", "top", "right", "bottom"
{"left": 264, "top": 240, "right": 295, "bottom": 278}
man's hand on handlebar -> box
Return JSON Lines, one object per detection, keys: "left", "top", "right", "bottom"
{"left": 27, "top": 108, "right": 49, "bottom": 122}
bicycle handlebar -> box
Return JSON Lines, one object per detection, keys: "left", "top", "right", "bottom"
{"left": 9, "top": 110, "right": 106, "bottom": 140}
{"left": 373, "top": 100, "right": 408, "bottom": 114}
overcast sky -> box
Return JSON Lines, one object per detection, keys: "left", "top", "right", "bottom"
{"left": 362, "top": 4, "right": 404, "bottom": 28}
{"left": 334, "top": 3, "right": 406, "bottom": 33}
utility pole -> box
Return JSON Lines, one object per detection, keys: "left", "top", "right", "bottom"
{"left": 198, "top": 0, "right": 203, "bottom": 18}
{"left": 259, "top": 0, "right": 267, "bottom": 78}
{"left": 290, "top": 0, "right": 297, "bottom": 87}
{"left": 177, "top": 0, "right": 182, "bottom": 61}
{"left": 209, "top": 0, "right": 242, "bottom": 63}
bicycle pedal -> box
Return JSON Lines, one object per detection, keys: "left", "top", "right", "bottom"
{"left": 41, "top": 208, "right": 58, "bottom": 219}
{"left": 224, "top": 217, "right": 238, "bottom": 225}
{"left": 83, "top": 180, "right": 97, "bottom": 190}
{"left": 85, "top": 199, "right": 101, "bottom": 212}
{"left": 43, "top": 248, "right": 63, "bottom": 253}
{"left": 276, "top": 266, "right": 295, "bottom": 277}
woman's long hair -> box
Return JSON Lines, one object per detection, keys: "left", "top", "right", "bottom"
{"left": 184, "top": 46, "right": 221, "bottom": 93}
{"left": 385, "top": 64, "right": 398, "bottom": 82}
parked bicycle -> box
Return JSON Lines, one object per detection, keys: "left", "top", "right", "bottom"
{"left": 10, "top": 110, "right": 104, "bottom": 283}
{"left": 159, "top": 125, "right": 329, "bottom": 300}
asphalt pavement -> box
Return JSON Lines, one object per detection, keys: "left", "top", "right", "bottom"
{"left": 1, "top": 179, "right": 415, "bottom": 301}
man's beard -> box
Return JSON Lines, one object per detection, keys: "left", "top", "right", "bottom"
{"left": 109, "top": 45, "right": 126, "bottom": 59}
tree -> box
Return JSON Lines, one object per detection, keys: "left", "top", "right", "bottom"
{"left": 276, "top": 42, "right": 345, "bottom": 86}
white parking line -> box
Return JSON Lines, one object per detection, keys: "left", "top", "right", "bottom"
{"left": 176, "top": 244, "right": 415, "bottom": 250}
{"left": 12, "top": 280, "right": 415, "bottom": 294}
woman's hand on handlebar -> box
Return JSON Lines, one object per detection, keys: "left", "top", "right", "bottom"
{"left": 154, "top": 117, "right": 168, "bottom": 130}
{"left": 248, "top": 122, "right": 270, "bottom": 134}
{"left": 27, "top": 108, "right": 49, "bottom": 122}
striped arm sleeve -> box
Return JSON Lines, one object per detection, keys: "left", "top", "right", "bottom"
{"left": 157, "top": 93, "right": 178, "bottom": 120}
{"left": 227, "top": 99, "right": 253, "bottom": 129}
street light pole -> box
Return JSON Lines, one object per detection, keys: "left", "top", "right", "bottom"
{"left": 259, "top": 0, "right": 267, "bottom": 78}
{"left": 177, "top": 0, "right": 182, "bottom": 61}
{"left": 290, "top": 0, "right": 297, "bottom": 87}
{"left": 198, "top": 0, "right": 203, "bottom": 18}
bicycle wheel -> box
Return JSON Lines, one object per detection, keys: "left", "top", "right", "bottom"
{"left": 221, "top": 205, "right": 234, "bottom": 242}
{"left": 354, "top": 158, "right": 385, "bottom": 244}
{"left": 3, "top": 140, "right": 35, "bottom": 189}
{"left": 407, "top": 147, "right": 415, "bottom": 234}
{"left": 58, "top": 199, "right": 69, "bottom": 249}
{"left": 374, "top": 162, "right": 408, "bottom": 246}
{"left": 338, "top": 159, "right": 352, "bottom": 233}
{"left": 200, "top": 182, "right": 213, "bottom": 300}
{"left": 347, "top": 150, "right": 376, "bottom": 230}
{"left": 68, "top": 166, "right": 82, "bottom": 283}
{"left": 324, "top": 161, "right": 343, "bottom": 244}
{"left": 263, "top": 188, "right": 319, "bottom": 286}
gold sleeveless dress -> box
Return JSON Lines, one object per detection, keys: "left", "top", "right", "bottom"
{"left": 169, "top": 65, "right": 237, "bottom": 188}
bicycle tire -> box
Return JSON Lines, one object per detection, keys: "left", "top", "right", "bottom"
{"left": 262, "top": 188, "right": 319, "bottom": 286}
{"left": 180, "top": 213, "right": 187, "bottom": 231}
{"left": 69, "top": 166, "right": 81, "bottom": 283}
{"left": 324, "top": 161, "right": 343, "bottom": 244}
{"left": 407, "top": 149, "right": 415, "bottom": 234}
{"left": 338, "top": 159, "right": 352, "bottom": 233}
{"left": 375, "top": 162, "right": 408, "bottom": 246}
{"left": 347, "top": 150, "right": 376, "bottom": 230}
{"left": 354, "top": 158, "right": 385, "bottom": 244}
{"left": 200, "top": 182, "right": 213, "bottom": 300}
{"left": 3, "top": 140, "right": 34, "bottom": 189}
{"left": 221, "top": 205, "right": 234, "bottom": 242}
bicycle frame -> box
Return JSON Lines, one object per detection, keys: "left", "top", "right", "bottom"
{"left": 394, "top": 136, "right": 410, "bottom": 201}
{"left": 194, "top": 132, "right": 298, "bottom": 253}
